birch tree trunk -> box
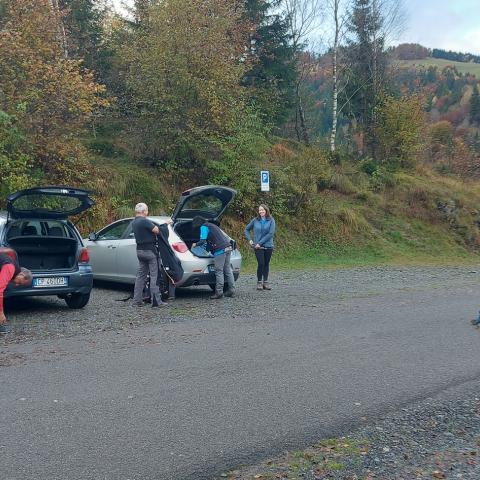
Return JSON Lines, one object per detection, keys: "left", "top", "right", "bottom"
{"left": 330, "top": 0, "right": 340, "bottom": 153}
{"left": 48, "top": 0, "right": 69, "bottom": 58}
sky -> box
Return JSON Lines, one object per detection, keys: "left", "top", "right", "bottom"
{"left": 110, "top": 0, "right": 480, "bottom": 55}
{"left": 397, "top": 0, "right": 480, "bottom": 55}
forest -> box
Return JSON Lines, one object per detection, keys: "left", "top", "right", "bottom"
{"left": 1, "top": 0, "right": 480, "bottom": 266}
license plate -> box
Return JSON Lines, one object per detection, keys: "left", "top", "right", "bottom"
{"left": 33, "top": 277, "right": 68, "bottom": 288}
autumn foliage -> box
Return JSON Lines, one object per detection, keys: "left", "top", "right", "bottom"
{"left": 0, "top": 0, "right": 107, "bottom": 181}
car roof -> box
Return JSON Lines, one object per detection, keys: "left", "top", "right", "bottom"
{"left": 148, "top": 216, "right": 172, "bottom": 223}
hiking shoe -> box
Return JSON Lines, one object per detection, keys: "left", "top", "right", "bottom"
{"left": 210, "top": 293, "right": 224, "bottom": 299}
{"left": 132, "top": 302, "right": 145, "bottom": 307}
{"left": 257, "top": 282, "right": 263, "bottom": 290}
{"left": 0, "top": 324, "right": 9, "bottom": 334}
{"left": 224, "top": 289, "right": 235, "bottom": 298}
{"left": 263, "top": 282, "right": 271, "bottom": 290}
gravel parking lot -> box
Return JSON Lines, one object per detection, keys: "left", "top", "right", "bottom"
{"left": 3, "top": 265, "right": 480, "bottom": 345}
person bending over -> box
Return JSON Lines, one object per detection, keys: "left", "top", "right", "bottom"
{"left": 0, "top": 251, "right": 32, "bottom": 333}
{"left": 192, "top": 216, "right": 235, "bottom": 299}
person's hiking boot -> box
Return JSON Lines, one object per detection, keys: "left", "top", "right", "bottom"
{"left": 224, "top": 289, "right": 235, "bottom": 298}
{"left": 263, "top": 282, "right": 271, "bottom": 290}
{"left": 257, "top": 281, "right": 263, "bottom": 290}
{"left": 132, "top": 302, "right": 145, "bottom": 307}
{"left": 0, "top": 324, "right": 9, "bottom": 334}
{"left": 210, "top": 292, "right": 224, "bottom": 299}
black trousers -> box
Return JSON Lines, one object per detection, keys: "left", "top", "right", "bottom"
{"left": 255, "top": 248, "right": 273, "bottom": 282}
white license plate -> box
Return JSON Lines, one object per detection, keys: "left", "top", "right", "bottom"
{"left": 33, "top": 277, "right": 68, "bottom": 288}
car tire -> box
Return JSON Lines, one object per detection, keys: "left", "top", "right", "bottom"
{"left": 65, "top": 292, "right": 90, "bottom": 309}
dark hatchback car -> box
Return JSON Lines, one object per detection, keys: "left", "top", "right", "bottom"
{"left": 1, "top": 187, "right": 95, "bottom": 309}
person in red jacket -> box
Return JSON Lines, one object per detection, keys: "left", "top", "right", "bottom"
{"left": 0, "top": 251, "right": 32, "bottom": 333}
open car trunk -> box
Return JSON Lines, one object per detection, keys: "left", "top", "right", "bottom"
{"left": 174, "top": 221, "right": 234, "bottom": 258}
{"left": 6, "top": 236, "right": 78, "bottom": 271}
{"left": 174, "top": 221, "right": 216, "bottom": 258}
{"left": 5, "top": 218, "right": 80, "bottom": 271}
{"left": 174, "top": 221, "right": 200, "bottom": 250}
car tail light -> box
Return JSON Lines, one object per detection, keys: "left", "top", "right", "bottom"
{"left": 172, "top": 242, "right": 189, "bottom": 253}
{"left": 79, "top": 247, "right": 90, "bottom": 263}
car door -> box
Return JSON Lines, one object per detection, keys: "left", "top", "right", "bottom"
{"left": 85, "top": 220, "right": 131, "bottom": 280}
{"left": 114, "top": 221, "right": 139, "bottom": 283}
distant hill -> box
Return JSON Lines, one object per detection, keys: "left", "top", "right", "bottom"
{"left": 397, "top": 57, "right": 480, "bottom": 78}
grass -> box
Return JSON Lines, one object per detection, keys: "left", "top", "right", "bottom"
{"left": 225, "top": 437, "right": 369, "bottom": 479}
{"left": 81, "top": 145, "right": 480, "bottom": 274}
{"left": 397, "top": 57, "right": 480, "bottom": 77}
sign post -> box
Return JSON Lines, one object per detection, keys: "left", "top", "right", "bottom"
{"left": 260, "top": 170, "right": 270, "bottom": 192}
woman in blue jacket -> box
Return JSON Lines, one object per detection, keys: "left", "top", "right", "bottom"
{"left": 244, "top": 204, "right": 276, "bottom": 290}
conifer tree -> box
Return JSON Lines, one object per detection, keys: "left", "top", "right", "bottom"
{"left": 243, "top": 0, "right": 297, "bottom": 126}
{"left": 470, "top": 83, "right": 480, "bottom": 125}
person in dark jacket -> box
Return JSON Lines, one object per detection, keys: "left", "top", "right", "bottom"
{"left": 0, "top": 250, "right": 32, "bottom": 333}
{"left": 131, "top": 202, "right": 167, "bottom": 308}
{"left": 244, "top": 204, "right": 276, "bottom": 290}
{"left": 191, "top": 216, "right": 235, "bottom": 299}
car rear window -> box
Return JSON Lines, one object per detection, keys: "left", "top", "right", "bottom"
{"left": 7, "top": 220, "right": 73, "bottom": 239}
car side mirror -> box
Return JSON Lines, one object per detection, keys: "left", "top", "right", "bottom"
{"left": 88, "top": 232, "right": 98, "bottom": 241}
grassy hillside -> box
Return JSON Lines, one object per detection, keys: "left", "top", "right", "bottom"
{"left": 397, "top": 57, "right": 480, "bottom": 77}
{"left": 78, "top": 146, "right": 480, "bottom": 271}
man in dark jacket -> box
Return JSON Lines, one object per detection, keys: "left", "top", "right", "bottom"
{"left": 131, "top": 202, "right": 167, "bottom": 308}
{"left": 0, "top": 250, "right": 32, "bottom": 333}
{"left": 191, "top": 216, "right": 235, "bottom": 299}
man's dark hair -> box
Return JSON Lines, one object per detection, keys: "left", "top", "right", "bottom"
{"left": 192, "top": 216, "right": 206, "bottom": 230}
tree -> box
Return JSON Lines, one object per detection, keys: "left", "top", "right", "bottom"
{"left": 280, "top": 0, "right": 323, "bottom": 144}
{"left": 243, "top": 0, "right": 298, "bottom": 127}
{"left": 122, "top": 0, "right": 252, "bottom": 169}
{"left": 0, "top": 0, "right": 108, "bottom": 180}
{"left": 343, "top": 0, "right": 404, "bottom": 158}
{"left": 376, "top": 94, "right": 426, "bottom": 168}
{"left": 0, "top": 111, "right": 32, "bottom": 201}
{"left": 470, "top": 83, "right": 480, "bottom": 125}
{"left": 326, "top": 0, "right": 348, "bottom": 153}
{"left": 57, "top": 0, "right": 109, "bottom": 76}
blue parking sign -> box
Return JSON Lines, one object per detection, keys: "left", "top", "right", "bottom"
{"left": 260, "top": 170, "right": 270, "bottom": 192}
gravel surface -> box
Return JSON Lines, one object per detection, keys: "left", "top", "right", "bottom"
{"left": 3, "top": 265, "right": 480, "bottom": 344}
{"left": 223, "top": 379, "right": 480, "bottom": 479}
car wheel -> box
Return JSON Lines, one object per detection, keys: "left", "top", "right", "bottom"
{"left": 65, "top": 293, "right": 90, "bottom": 309}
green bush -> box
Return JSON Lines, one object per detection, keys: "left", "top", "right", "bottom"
{"left": 360, "top": 157, "right": 379, "bottom": 176}
{"left": 0, "top": 111, "right": 34, "bottom": 203}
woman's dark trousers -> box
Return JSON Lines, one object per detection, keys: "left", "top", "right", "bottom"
{"left": 255, "top": 248, "right": 273, "bottom": 282}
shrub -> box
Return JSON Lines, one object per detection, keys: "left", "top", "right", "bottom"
{"left": 360, "top": 157, "right": 379, "bottom": 176}
{"left": 330, "top": 173, "right": 357, "bottom": 195}
{"left": 376, "top": 94, "right": 427, "bottom": 169}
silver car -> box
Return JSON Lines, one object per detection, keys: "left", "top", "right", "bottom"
{"left": 84, "top": 185, "right": 241, "bottom": 289}
{"left": 1, "top": 187, "right": 95, "bottom": 309}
